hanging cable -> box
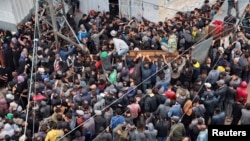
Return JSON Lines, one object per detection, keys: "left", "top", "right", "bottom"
{"left": 57, "top": 1, "right": 247, "bottom": 140}
{"left": 92, "top": 26, "right": 224, "bottom": 141}
{"left": 56, "top": 23, "right": 219, "bottom": 140}
{"left": 23, "top": 0, "right": 39, "bottom": 137}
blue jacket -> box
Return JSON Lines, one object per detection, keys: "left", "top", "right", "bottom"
{"left": 59, "top": 46, "right": 74, "bottom": 61}
{"left": 110, "top": 115, "right": 125, "bottom": 129}
{"left": 211, "top": 112, "right": 226, "bottom": 125}
{"left": 197, "top": 129, "right": 208, "bottom": 141}
{"left": 168, "top": 104, "right": 182, "bottom": 118}
{"left": 151, "top": 63, "right": 157, "bottom": 83}
{"left": 141, "top": 62, "right": 152, "bottom": 84}
{"left": 78, "top": 30, "right": 88, "bottom": 41}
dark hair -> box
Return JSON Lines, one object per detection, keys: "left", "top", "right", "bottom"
{"left": 55, "top": 107, "right": 61, "bottom": 113}
{"left": 129, "top": 97, "right": 136, "bottom": 104}
{"left": 197, "top": 118, "right": 204, "bottom": 125}
{"left": 4, "top": 135, "right": 11, "bottom": 141}
{"left": 245, "top": 103, "right": 250, "bottom": 110}
{"left": 50, "top": 122, "right": 57, "bottom": 129}
{"left": 56, "top": 114, "right": 63, "bottom": 121}
{"left": 82, "top": 14, "right": 87, "bottom": 17}
{"left": 116, "top": 108, "right": 122, "bottom": 115}
{"left": 215, "top": 107, "right": 221, "bottom": 113}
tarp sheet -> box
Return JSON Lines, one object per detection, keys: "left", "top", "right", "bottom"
{"left": 192, "top": 37, "right": 213, "bottom": 64}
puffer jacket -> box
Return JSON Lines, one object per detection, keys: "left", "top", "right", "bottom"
{"left": 236, "top": 81, "right": 248, "bottom": 105}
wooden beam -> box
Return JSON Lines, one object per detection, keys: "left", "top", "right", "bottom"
{"left": 128, "top": 50, "right": 179, "bottom": 61}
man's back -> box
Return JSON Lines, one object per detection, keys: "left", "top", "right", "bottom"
{"left": 45, "top": 129, "right": 60, "bottom": 141}
{"left": 212, "top": 112, "right": 225, "bottom": 125}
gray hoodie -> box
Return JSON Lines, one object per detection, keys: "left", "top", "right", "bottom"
{"left": 154, "top": 99, "right": 171, "bottom": 119}
{"left": 145, "top": 123, "right": 158, "bottom": 141}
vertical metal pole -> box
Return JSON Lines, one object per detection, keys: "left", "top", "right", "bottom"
{"left": 129, "top": 0, "right": 132, "bottom": 19}
{"left": 35, "top": 0, "right": 41, "bottom": 38}
{"left": 48, "top": 0, "right": 58, "bottom": 42}
{"left": 23, "top": 0, "right": 39, "bottom": 137}
{"left": 61, "top": 0, "right": 66, "bottom": 16}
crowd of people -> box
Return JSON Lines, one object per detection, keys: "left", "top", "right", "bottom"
{"left": 0, "top": 0, "right": 250, "bottom": 141}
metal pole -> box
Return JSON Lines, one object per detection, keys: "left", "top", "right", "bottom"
{"left": 61, "top": 0, "right": 66, "bottom": 16}
{"left": 54, "top": 31, "right": 89, "bottom": 53}
{"left": 48, "top": 0, "right": 58, "bottom": 42}
{"left": 129, "top": 0, "right": 132, "bottom": 19}
{"left": 23, "top": 0, "right": 39, "bottom": 137}
{"left": 34, "top": 1, "right": 41, "bottom": 38}
{"left": 62, "top": 15, "right": 81, "bottom": 44}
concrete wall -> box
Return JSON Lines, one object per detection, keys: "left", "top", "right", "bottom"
{"left": 79, "top": 0, "right": 110, "bottom": 15}
{"left": 79, "top": 0, "right": 218, "bottom": 23}
{"left": 0, "top": 0, "right": 34, "bottom": 31}
{"left": 158, "top": 0, "right": 218, "bottom": 22}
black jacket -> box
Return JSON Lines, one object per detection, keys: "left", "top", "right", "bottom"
{"left": 155, "top": 119, "right": 169, "bottom": 137}
{"left": 232, "top": 102, "right": 244, "bottom": 119}
{"left": 143, "top": 94, "right": 158, "bottom": 113}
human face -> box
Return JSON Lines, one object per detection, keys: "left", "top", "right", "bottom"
{"left": 182, "top": 137, "right": 190, "bottom": 141}
{"left": 206, "top": 58, "right": 211, "bottom": 64}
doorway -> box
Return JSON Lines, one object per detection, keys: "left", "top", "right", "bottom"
{"left": 109, "top": 0, "right": 119, "bottom": 18}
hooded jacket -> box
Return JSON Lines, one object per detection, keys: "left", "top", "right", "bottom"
{"left": 45, "top": 129, "right": 60, "bottom": 141}
{"left": 168, "top": 104, "right": 182, "bottom": 118}
{"left": 0, "top": 124, "right": 14, "bottom": 139}
{"left": 145, "top": 123, "right": 158, "bottom": 141}
{"left": 236, "top": 81, "right": 248, "bottom": 105}
{"left": 134, "top": 129, "right": 146, "bottom": 141}
{"left": 161, "top": 34, "right": 177, "bottom": 53}
{"left": 155, "top": 63, "right": 171, "bottom": 88}
{"left": 154, "top": 99, "right": 171, "bottom": 119}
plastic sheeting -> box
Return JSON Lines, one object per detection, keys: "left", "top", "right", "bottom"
{"left": 192, "top": 37, "right": 213, "bottom": 64}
